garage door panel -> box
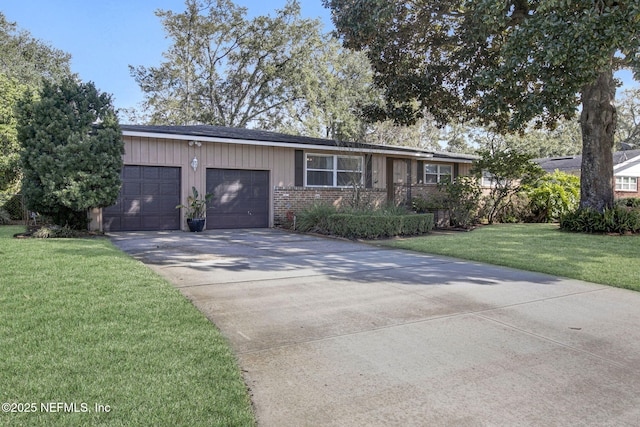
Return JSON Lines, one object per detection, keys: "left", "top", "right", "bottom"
{"left": 161, "top": 182, "right": 180, "bottom": 194}
{"left": 143, "top": 167, "right": 159, "bottom": 179}
{"left": 103, "top": 166, "right": 180, "bottom": 231}
{"left": 123, "top": 182, "right": 142, "bottom": 196}
{"left": 123, "top": 166, "right": 141, "bottom": 180}
{"left": 206, "top": 169, "right": 269, "bottom": 229}
{"left": 122, "top": 198, "right": 142, "bottom": 214}
{"left": 143, "top": 182, "right": 160, "bottom": 194}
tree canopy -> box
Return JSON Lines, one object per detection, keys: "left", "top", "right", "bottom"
{"left": 0, "top": 12, "right": 74, "bottom": 195}
{"left": 131, "top": 0, "right": 326, "bottom": 128}
{"left": 17, "top": 79, "right": 123, "bottom": 228}
{"left": 0, "top": 12, "right": 72, "bottom": 87}
{"left": 615, "top": 87, "right": 640, "bottom": 150}
{"left": 325, "top": 0, "right": 640, "bottom": 212}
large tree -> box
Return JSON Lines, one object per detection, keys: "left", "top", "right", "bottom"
{"left": 0, "top": 12, "right": 72, "bottom": 87}
{"left": 131, "top": 0, "right": 325, "bottom": 128}
{"left": 615, "top": 87, "right": 640, "bottom": 150}
{"left": 277, "top": 37, "right": 380, "bottom": 142}
{"left": 325, "top": 0, "right": 640, "bottom": 212}
{"left": 17, "top": 79, "right": 124, "bottom": 229}
{"left": 0, "top": 12, "right": 73, "bottom": 195}
{"left": 0, "top": 75, "right": 26, "bottom": 193}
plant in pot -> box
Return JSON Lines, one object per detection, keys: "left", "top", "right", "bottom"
{"left": 176, "top": 186, "right": 214, "bottom": 232}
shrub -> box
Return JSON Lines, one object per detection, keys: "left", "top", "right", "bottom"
{"left": 472, "top": 149, "right": 545, "bottom": 224}
{"left": 326, "top": 213, "right": 434, "bottom": 239}
{"left": 32, "top": 225, "right": 80, "bottom": 238}
{"left": 480, "top": 192, "right": 532, "bottom": 224}
{"left": 438, "top": 176, "right": 482, "bottom": 228}
{"left": 560, "top": 206, "right": 640, "bottom": 234}
{"left": 0, "top": 208, "right": 10, "bottom": 224}
{"left": 412, "top": 195, "right": 446, "bottom": 213}
{"left": 295, "top": 203, "right": 337, "bottom": 233}
{"left": 525, "top": 171, "right": 580, "bottom": 222}
{"left": 617, "top": 197, "right": 640, "bottom": 208}
{"left": 32, "top": 226, "right": 55, "bottom": 238}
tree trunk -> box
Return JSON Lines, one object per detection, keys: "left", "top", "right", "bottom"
{"left": 579, "top": 69, "right": 616, "bottom": 212}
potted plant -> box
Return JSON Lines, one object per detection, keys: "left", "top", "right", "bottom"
{"left": 176, "top": 186, "right": 213, "bottom": 232}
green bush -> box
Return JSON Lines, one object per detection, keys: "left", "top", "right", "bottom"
{"left": 525, "top": 171, "right": 580, "bottom": 222}
{"left": 0, "top": 208, "right": 10, "bottom": 224}
{"left": 32, "top": 225, "right": 80, "bottom": 238}
{"left": 412, "top": 195, "right": 446, "bottom": 213}
{"left": 295, "top": 203, "right": 337, "bottom": 233}
{"left": 560, "top": 206, "right": 640, "bottom": 234}
{"left": 617, "top": 197, "right": 640, "bottom": 208}
{"left": 326, "top": 213, "right": 434, "bottom": 239}
{"left": 401, "top": 214, "right": 435, "bottom": 235}
{"left": 481, "top": 193, "right": 532, "bottom": 224}
{"left": 439, "top": 176, "right": 482, "bottom": 228}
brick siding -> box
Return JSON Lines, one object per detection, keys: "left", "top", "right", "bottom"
{"left": 273, "top": 187, "right": 387, "bottom": 226}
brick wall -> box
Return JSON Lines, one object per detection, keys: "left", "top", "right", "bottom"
{"left": 615, "top": 189, "right": 640, "bottom": 199}
{"left": 273, "top": 187, "right": 387, "bottom": 225}
{"left": 394, "top": 183, "right": 443, "bottom": 206}
{"left": 274, "top": 183, "right": 462, "bottom": 228}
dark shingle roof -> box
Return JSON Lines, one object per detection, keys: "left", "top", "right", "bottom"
{"left": 534, "top": 150, "right": 640, "bottom": 173}
{"left": 120, "top": 124, "right": 478, "bottom": 161}
{"left": 614, "top": 149, "right": 640, "bottom": 165}
{"left": 533, "top": 155, "right": 582, "bottom": 173}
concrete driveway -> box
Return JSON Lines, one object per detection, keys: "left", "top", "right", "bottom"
{"left": 109, "top": 229, "right": 640, "bottom": 426}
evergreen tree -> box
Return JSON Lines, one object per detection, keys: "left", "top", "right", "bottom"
{"left": 17, "top": 79, "right": 124, "bottom": 228}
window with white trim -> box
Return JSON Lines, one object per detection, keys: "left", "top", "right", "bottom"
{"left": 424, "top": 164, "right": 452, "bottom": 184}
{"left": 481, "top": 171, "right": 495, "bottom": 187}
{"left": 615, "top": 176, "right": 638, "bottom": 192}
{"left": 306, "top": 154, "right": 363, "bottom": 187}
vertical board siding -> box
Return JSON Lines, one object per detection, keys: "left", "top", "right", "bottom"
{"left": 119, "top": 135, "right": 473, "bottom": 230}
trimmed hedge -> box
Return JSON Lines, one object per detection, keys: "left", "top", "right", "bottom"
{"left": 326, "top": 213, "right": 434, "bottom": 239}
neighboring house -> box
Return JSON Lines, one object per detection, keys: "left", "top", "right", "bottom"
{"left": 533, "top": 149, "right": 640, "bottom": 199}
{"left": 614, "top": 150, "right": 640, "bottom": 198}
{"left": 91, "top": 125, "right": 477, "bottom": 232}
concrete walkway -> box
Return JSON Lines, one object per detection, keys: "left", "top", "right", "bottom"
{"left": 110, "top": 229, "right": 640, "bottom": 426}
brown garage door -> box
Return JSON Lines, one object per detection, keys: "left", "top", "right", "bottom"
{"left": 103, "top": 166, "right": 181, "bottom": 231}
{"left": 206, "top": 169, "right": 269, "bottom": 228}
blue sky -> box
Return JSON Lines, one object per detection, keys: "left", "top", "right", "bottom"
{"left": 2, "top": 1, "right": 332, "bottom": 112}
{"left": 2, "top": 1, "right": 638, "bottom": 118}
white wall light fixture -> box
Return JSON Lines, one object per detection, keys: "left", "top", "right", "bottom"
{"left": 188, "top": 140, "right": 201, "bottom": 171}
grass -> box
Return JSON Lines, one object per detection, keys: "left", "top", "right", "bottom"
{"left": 380, "top": 223, "right": 640, "bottom": 292}
{"left": 0, "top": 226, "right": 255, "bottom": 426}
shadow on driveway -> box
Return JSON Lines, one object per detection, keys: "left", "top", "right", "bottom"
{"left": 110, "top": 228, "right": 640, "bottom": 426}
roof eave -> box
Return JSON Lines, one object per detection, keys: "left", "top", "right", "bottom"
{"left": 122, "top": 130, "right": 474, "bottom": 162}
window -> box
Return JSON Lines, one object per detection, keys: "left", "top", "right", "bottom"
{"left": 306, "top": 154, "right": 363, "bottom": 187}
{"left": 481, "top": 171, "right": 501, "bottom": 187}
{"left": 424, "top": 164, "right": 452, "bottom": 184}
{"left": 616, "top": 176, "right": 638, "bottom": 192}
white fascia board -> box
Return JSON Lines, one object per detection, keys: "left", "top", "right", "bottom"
{"left": 614, "top": 154, "right": 640, "bottom": 173}
{"left": 615, "top": 160, "right": 640, "bottom": 176}
{"left": 122, "top": 130, "right": 472, "bottom": 162}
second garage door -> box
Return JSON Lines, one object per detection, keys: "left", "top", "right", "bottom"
{"left": 206, "top": 169, "right": 269, "bottom": 228}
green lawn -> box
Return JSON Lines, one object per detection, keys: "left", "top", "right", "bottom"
{"left": 380, "top": 223, "right": 640, "bottom": 291}
{"left": 0, "top": 226, "right": 255, "bottom": 426}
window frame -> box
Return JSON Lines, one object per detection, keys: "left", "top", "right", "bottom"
{"left": 423, "top": 163, "right": 453, "bottom": 185}
{"left": 305, "top": 153, "right": 364, "bottom": 188}
{"left": 615, "top": 176, "right": 638, "bottom": 192}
